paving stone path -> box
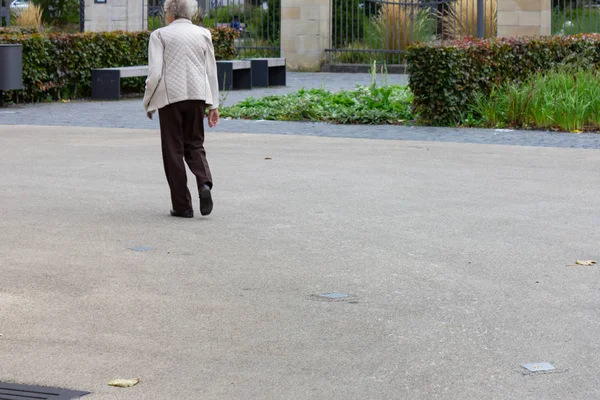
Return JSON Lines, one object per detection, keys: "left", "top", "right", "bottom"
{"left": 1, "top": 72, "right": 599, "bottom": 149}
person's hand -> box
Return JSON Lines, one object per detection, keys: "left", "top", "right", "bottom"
{"left": 208, "top": 108, "right": 219, "bottom": 128}
{"left": 147, "top": 110, "right": 155, "bottom": 120}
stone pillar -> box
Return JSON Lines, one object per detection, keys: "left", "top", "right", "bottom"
{"left": 85, "top": 0, "right": 146, "bottom": 32}
{"left": 280, "top": 0, "right": 330, "bottom": 72}
{"left": 497, "top": 0, "right": 551, "bottom": 37}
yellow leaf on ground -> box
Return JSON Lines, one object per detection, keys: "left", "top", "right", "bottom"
{"left": 575, "top": 260, "right": 597, "bottom": 266}
{"left": 108, "top": 378, "right": 140, "bottom": 388}
{"left": 571, "top": 130, "right": 583, "bottom": 134}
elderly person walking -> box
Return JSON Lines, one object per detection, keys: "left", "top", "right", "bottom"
{"left": 143, "top": 0, "right": 219, "bottom": 218}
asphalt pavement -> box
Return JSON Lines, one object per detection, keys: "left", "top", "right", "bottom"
{"left": 1, "top": 124, "right": 599, "bottom": 399}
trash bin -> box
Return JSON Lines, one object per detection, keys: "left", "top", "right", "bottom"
{"left": 0, "top": 44, "right": 23, "bottom": 106}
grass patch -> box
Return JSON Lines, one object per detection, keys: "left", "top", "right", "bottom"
{"left": 220, "top": 84, "right": 413, "bottom": 125}
{"left": 472, "top": 68, "right": 600, "bottom": 132}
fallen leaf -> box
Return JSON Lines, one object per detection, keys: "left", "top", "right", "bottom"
{"left": 108, "top": 378, "right": 140, "bottom": 388}
{"left": 264, "top": 157, "right": 272, "bottom": 160}
{"left": 575, "top": 260, "right": 597, "bottom": 266}
{"left": 571, "top": 129, "right": 583, "bottom": 134}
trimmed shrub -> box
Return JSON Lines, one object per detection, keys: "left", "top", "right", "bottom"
{"left": 0, "top": 27, "right": 238, "bottom": 103}
{"left": 406, "top": 34, "right": 600, "bottom": 125}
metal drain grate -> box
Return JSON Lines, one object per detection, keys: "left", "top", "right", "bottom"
{"left": 0, "top": 382, "right": 89, "bottom": 400}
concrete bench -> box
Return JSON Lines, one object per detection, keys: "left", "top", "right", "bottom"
{"left": 248, "top": 58, "right": 286, "bottom": 88}
{"left": 216, "top": 60, "right": 252, "bottom": 91}
{"left": 92, "top": 66, "right": 148, "bottom": 101}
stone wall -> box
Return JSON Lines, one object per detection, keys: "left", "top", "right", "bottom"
{"left": 498, "top": 0, "right": 552, "bottom": 37}
{"left": 280, "top": 0, "right": 330, "bottom": 71}
{"left": 85, "top": 0, "right": 146, "bottom": 32}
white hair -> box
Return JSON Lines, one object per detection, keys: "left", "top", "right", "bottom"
{"left": 164, "top": 0, "right": 197, "bottom": 20}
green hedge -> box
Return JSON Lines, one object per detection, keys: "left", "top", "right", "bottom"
{"left": 0, "top": 27, "right": 238, "bottom": 103}
{"left": 406, "top": 34, "right": 600, "bottom": 125}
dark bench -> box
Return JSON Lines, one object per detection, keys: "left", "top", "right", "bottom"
{"left": 248, "top": 58, "right": 286, "bottom": 88}
{"left": 92, "top": 66, "right": 148, "bottom": 100}
{"left": 216, "top": 60, "right": 252, "bottom": 91}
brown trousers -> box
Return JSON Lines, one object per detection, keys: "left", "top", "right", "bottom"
{"left": 158, "top": 100, "right": 212, "bottom": 213}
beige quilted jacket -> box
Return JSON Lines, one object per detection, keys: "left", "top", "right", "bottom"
{"left": 143, "top": 19, "right": 219, "bottom": 112}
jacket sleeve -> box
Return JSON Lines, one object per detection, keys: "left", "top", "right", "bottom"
{"left": 205, "top": 31, "right": 219, "bottom": 110}
{"left": 143, "top": 30, "right": 164, "bottom": 111}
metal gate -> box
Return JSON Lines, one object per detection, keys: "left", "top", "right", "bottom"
{"left": 327, "top": 0, "right": 497, "bottom": 66}
{"left": 148, "top": 0, "right": 280, "bottom": 59}
{"left": 552, "top": 0, "right": 600, "bottom": 35}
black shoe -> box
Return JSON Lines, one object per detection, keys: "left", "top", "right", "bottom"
{"left": 170, "top": 209, "right": 194, "bottom": 218}
{"left": 199, "top": 184, "right": 213, "bottom": 216}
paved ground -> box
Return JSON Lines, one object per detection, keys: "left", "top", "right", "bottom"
{"left": 1, "top": 124, "right": 600, "bottom": 399}
{"left": 2, "top": 72, "right": 599, "bottom": 149}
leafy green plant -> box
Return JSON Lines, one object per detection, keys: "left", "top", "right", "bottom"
{"left": 406, "top": 34, "right": 600, "bottom": 125}
{"left": 147, "top": 16, "right": 163, "bottom": 31}
{"left": 221, "top": 83, "right": 414, "bottom": 125}
{"left": 209, "top": 27, "right": 239, "bottom": 60}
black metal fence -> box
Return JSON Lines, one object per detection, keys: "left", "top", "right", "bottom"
{"left": 148, "top": 0, "right": 280, "bottom": 58}
{"left": 552, "top": 0, "right": 600, "bottom": 35}
{"left": 0, "top": 0, "right": 10, "bottom": 27}
{"left": 327, "top": 0, "right": 497, "bottom": 65}
{"left": 148, "top": 0, "right": 165, "bottom": 29}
